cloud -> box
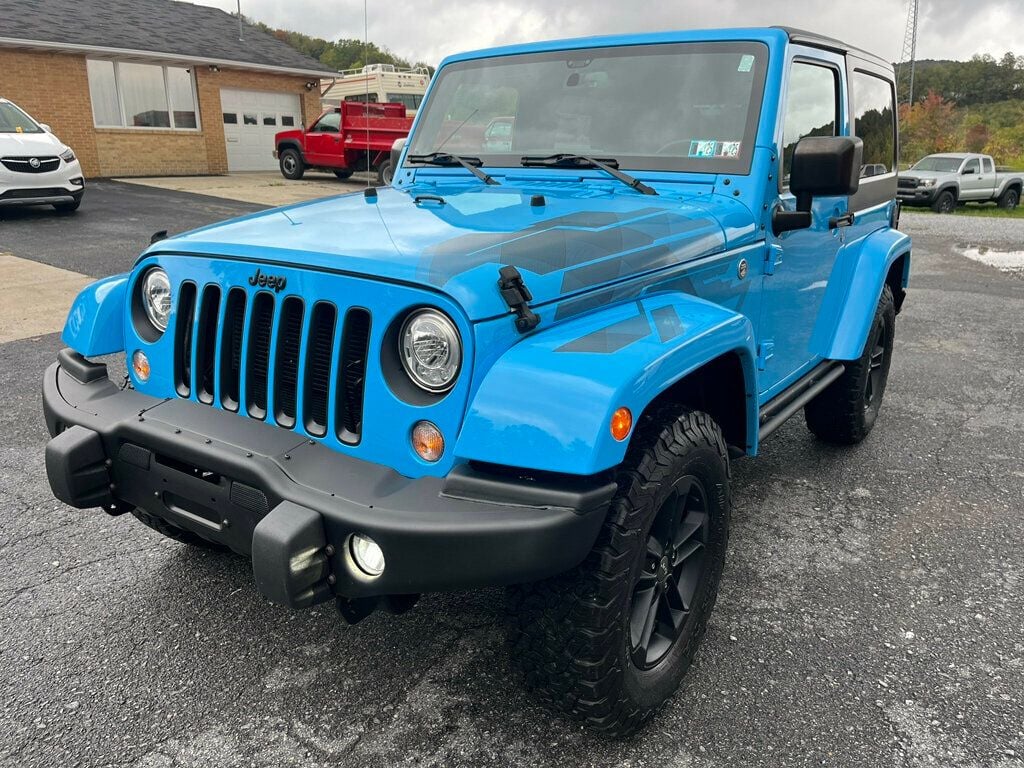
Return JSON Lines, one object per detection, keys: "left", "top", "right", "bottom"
{"left": 202, "top": 0, "right": 1023, "bottom": 65}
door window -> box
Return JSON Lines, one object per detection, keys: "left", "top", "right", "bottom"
{"left": 963, "top": 158, "right": 980, "bottom": 174}
{"left": 781, "top": 62, "right": 839, "bottom": 187}
{"left": 851, "top": 71, "right": 895, "bottom": 176}
{"left": 312, "top": 112, "right": 341, "bottom": 133}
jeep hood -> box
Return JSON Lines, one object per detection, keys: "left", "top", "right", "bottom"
{"left": 158, "top": 183, "right": 758, "bottom": 321}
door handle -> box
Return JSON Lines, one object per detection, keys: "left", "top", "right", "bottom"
{"left": 828, "top": 212, "right": 855, "bottom": 229}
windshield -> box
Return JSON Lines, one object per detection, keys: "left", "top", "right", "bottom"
{"left": 407, "top": 42, "right": 768, "bottom": 174}
{"left": 0, "top": 101, "right": 43, "bottom": 133}
{"left": 912, "top": 156, "right": 964, "bottom": 173}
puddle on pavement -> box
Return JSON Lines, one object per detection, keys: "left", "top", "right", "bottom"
{"left": 958, "top": 245, "right": 1024, "bottom": 273}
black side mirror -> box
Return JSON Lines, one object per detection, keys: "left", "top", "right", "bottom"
{"left": 391, "top": 138, "right": 406, "bottom": 174}
{"left": 773, "top": 136, "right": 863, "bottom": 235}
{"left": 962, "top": 167, "right": 975, "bottom": 175}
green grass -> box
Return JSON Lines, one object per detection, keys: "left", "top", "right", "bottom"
{"left": 905, "top": 202, "right": 1024, "bottom": 219}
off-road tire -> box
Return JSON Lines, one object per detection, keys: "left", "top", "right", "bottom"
{"left": 279, "top": 148, "right": 305, "bottom": 180}
{"left": 804, "top": 284, "right": 895, "bottom": 445}
{"left": 333, "top": 169, "right": 354, "bottom": 180}
{"left": 931, "top": 189, "right": 955, "bottom": 213}
{"left": 376, "top": 160, "right": 393, "bottom": 186}
{"left": 998, "top": 187, "right": 1019, "bottom": 211}
{"left": 505, "top": 407, "right": 730, "bottom": 736}
{"left": 131, "top": 508, "right": 228, "bottom": 551}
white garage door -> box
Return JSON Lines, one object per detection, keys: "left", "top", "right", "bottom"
{"left": 220, "top": 88, "right": 302, "bottom": 171}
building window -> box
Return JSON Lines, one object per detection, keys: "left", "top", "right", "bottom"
{"left": 281, "top": 115, "right": 295, "bottom": 127}
{"left": 223, "top": 112, "right": 238, "bottom": 124}
{"left": 852, "top": 70, "right": 895, "bottom": 175}
{"left": 243, "top": 113, "right": 258, "bottom": 125}
{"left": 86, "top": 59, "right": 200, "bottom": 130}
{"left": 263, "top": 115, "right": 277, "bottom": 126}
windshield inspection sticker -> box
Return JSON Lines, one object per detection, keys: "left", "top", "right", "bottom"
{"left": 689, "top": 140, "right": 718, "bottom": 158}
{"left": 718, "top": 141, "right": 741, "bottom": 158}
{"left": 738, "top": 54, "right": 755, "bottom": 72}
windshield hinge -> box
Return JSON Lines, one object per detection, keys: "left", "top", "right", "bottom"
{"left": 497, "top": 266, "right": 540, "bottom": 334}
{"left": 764, "top": 244, "right": 783, "bottom": 276}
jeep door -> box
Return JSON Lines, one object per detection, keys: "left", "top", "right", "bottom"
{"left": 758, "top": 49, "right": 848, "bottom": 396}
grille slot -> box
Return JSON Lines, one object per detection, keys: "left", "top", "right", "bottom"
{"left": 194, "top": 286, "right": 220, "bottom": 404}
{"left": 303, "top": 302, "right": 336, "bottom": 437}
{"left": 273, "top": 297, "right": 304, "bottom": 428}
{"left": 174, "top": 282, "right": 197, "bottom": 397}
{"left": 246, "top": 292, "right": 275, "bottom": 419}
{"left": 337, "top": 308, "right": 371, "bottom": 445}
{"left": 219, "top": 288, "right": 247, "bottom": 412}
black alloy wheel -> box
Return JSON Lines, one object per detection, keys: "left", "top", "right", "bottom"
{"left": 629, "top": 475, "right": 709, "bottom": 670}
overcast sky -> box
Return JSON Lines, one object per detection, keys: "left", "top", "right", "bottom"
{"left": 195, "top": 0, "right": 1023, "bottom": 67}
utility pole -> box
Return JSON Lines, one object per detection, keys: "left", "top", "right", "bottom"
{"left": 896, "top": 0, "right": 919, "bottom": 106}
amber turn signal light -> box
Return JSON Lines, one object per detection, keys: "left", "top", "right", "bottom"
{"left": 610, "top": 407, "right": 632, "bottom": 441}
{"left": 412, "top": 421, "right": 445, "bottom": 462}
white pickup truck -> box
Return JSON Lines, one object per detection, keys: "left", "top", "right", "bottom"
{"left": 897, "top": 152, "right": 1022, "bottom": 213}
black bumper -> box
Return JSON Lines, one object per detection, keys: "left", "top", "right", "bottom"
{"left": 896, "top": 187, "right": 938, "bottom": 206}
{"left": 43, "top": 350, "right": 615, "bottom": 608}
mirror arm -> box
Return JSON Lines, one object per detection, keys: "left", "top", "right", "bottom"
{"left": 771, "top": 207, "right": 812, "bottom": 236}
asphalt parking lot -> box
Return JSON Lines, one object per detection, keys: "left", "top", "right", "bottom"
{"left": 1, "top": 182, "right": 1022, "bottom": 768}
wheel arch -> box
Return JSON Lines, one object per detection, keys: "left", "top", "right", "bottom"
{"left": 456, "top": 293, "right": 759, "bottom": 476}
{"left": 812, "top": 227, "right": 911, "bottom": 361}
{"left": 276, "top": 139, "right": 303, "bottom": 156}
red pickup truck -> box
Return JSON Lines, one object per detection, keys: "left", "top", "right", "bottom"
{"left": 273, "top": 101, "right": 413, "bottom": 185}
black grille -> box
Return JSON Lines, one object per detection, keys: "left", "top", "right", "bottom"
{"left": 0, "top": 187, "right": 70, "bottom": 200}
{"left": 1, "top": 156, "right": 61, "bottom": 173}
{"left": 338, "top": 308, "right": 371, "bottom": 445}
{"left": 897, "top": 177, "right": 919, "bottom": 189}
{"left": 175, "top": 285, "right": 372, "bottom": 444}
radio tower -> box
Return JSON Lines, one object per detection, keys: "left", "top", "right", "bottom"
{"left": 896, "top": 0, "right": 920, "bottom": 105}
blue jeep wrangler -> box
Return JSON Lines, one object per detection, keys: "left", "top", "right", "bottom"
{"left": 43, "top": 27, "right": 909, "bottom": 734}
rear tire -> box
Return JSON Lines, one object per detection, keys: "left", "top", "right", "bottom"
{"left": 506, "top": 407, "right": 730, "bottom": 736}
{"left": 931, "top": 190, "right": 955, "bottom": 213}
{"left": 131, "top": 508, "right": 229, "bottom": 551}
{"left": 804, "top": 284, "right": 895, "bottom": 445}
{"left": 279, "top": 148, "right": 305, "bottom": 180}
{"left": 998, "top": 187, "right": 1019, "bottom": 210}
{"left": 376, "top": 160, "right": 394, "bottom": 186}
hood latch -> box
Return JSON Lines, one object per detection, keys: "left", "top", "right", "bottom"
{"left": 497, "top": 266, "right": 540, "bottom": 334}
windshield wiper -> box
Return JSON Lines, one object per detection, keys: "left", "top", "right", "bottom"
{"left": 520, "top": 153, "right": 657, "bottom": 196}
{"left": 406, "top": 152, "right": 499, "bottom": 186}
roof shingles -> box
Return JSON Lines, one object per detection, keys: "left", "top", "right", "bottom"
{"left": 0, "top": 0, "right": 334, "bottom": 75}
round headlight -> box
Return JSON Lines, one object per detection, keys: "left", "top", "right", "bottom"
{"left": 141, "top": 268, "right": 172, "bottom": 332}
{"left": 399, "top": 309, "right": 461, "bottom": 393}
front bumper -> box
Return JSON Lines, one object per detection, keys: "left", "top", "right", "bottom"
{"left": 0, "top": 160, "right": 85, "bottom": 207}
{"left": 896, "top": 186, "right": 938, "bottom": 206}
{"left": 43, "top": 350, "right": 615, "bottom": 608}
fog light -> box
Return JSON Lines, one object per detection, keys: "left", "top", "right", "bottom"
{"left": 610, "top": 407, "right": 632, "bottom": 441}
{"left": 349, "top": 534, "right": 385, "bottom": 578}
{"left": 411, "top": 420, "right": 444, "bottom": 462}
{"left": 132, "top": 350, "right": 151, "bottom": 382}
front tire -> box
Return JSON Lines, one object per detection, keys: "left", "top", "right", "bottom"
{"left": 805, "top": 284, "right": 895, "bottom": 445}
{"left": 279, "top": 148, "right": 305, "bottom": 180}
{"left": 506, "top": 408, "right": 730, "bottom": 736}
{"left": 998, "top": 187, "right": 1019, "bottom": 210}
{"left": 931, "top": 189, "right": 955, "bottom": 213}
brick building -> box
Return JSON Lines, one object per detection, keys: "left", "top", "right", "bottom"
{"left": 0, "top": 0, "right": 334, "bottom": 177}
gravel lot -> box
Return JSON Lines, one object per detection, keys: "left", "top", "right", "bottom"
{"left": 1, "top": 186, "right": 1022, "bottom": 768}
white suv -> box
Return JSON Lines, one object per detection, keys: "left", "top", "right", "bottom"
{"left": 0, "top": 98, "right": 85, "bottom": 213}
